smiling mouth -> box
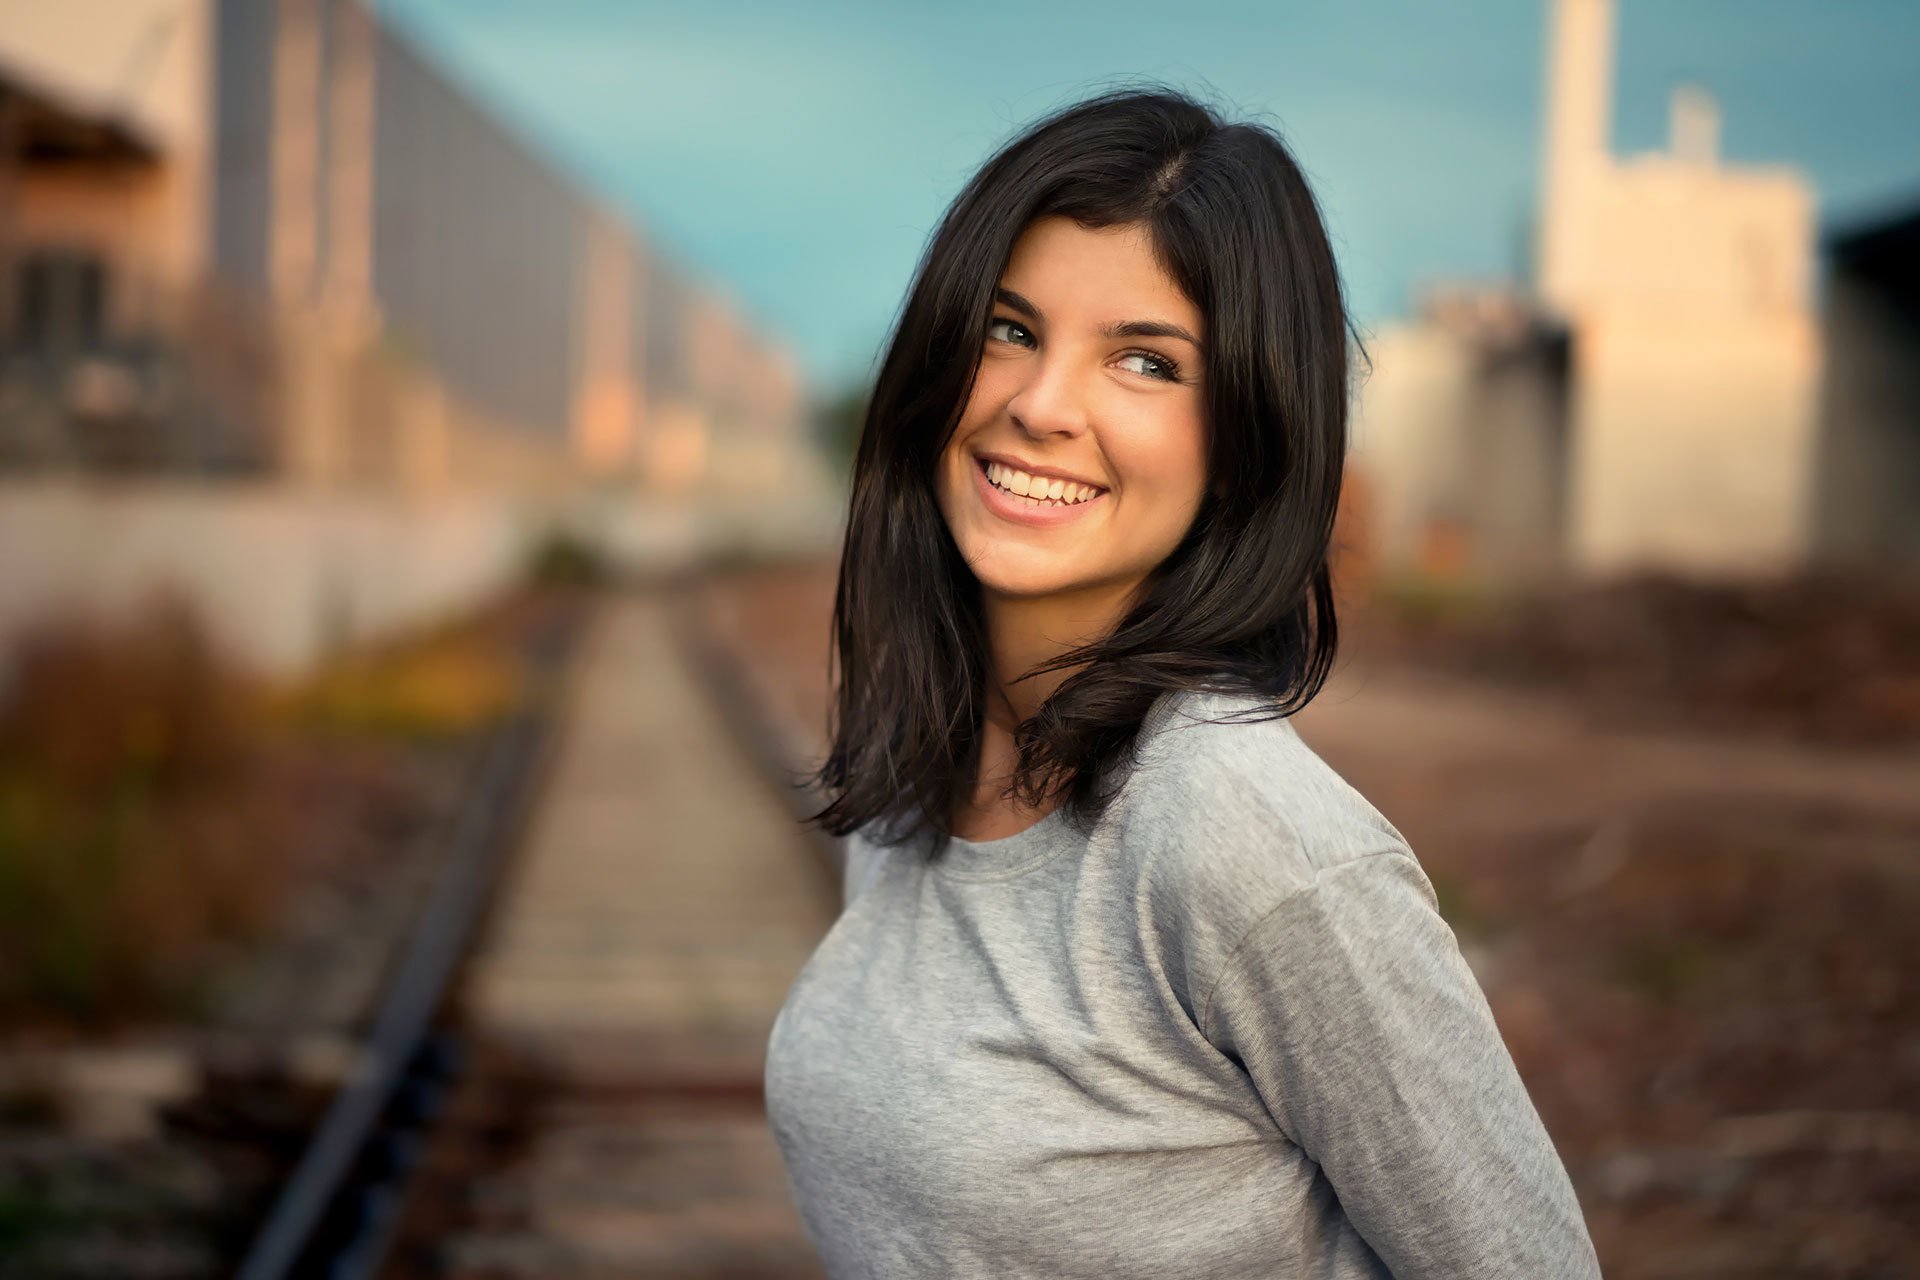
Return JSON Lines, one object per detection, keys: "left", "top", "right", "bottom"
{"left": 976, "top": 457, "right": 1106, "bottom": 507}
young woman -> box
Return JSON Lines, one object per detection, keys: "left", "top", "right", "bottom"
{"left": 765, "top": 86, "right": 1602, "bottom": 1279}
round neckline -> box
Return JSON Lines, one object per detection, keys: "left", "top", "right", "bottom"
{"left": 948, "top": 802, "right": 1065, "bottom": 850}
{"left": 935, "top": 803, "right": 1072, "bottom": 880}
{"left": 926, "top": 688, "right": 1221, "bottom": 881}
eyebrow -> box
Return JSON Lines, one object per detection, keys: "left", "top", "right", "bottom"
{"left": 994, "top": 286, "right": 1203, "bottom": 351}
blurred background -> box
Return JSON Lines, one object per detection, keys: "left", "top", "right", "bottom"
{"left": 0, "top": 0, "right": 1914, "bottom": 1276}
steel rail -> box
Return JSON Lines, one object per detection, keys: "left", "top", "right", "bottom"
{"left": 233, "top": 601, "right": 583, "bottom": 1280}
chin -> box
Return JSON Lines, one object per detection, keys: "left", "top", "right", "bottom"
{"left": 976, "top": 572, "right": 1072, "bottom": 601}
{"left": 963, "top": 550, "right": 1094, "bottom": 601}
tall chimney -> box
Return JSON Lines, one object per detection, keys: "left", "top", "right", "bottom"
{"left": 1537, "top": 0, "right": 1615, "bottom": 317}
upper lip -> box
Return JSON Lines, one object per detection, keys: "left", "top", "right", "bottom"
{"left": 973, "top": 450, "right": 1108, "bottom": 491}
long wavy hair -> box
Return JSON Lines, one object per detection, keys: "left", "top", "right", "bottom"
{"left": 803, "top": 84, "right": 1363, "bottom": 856}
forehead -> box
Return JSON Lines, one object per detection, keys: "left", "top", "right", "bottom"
{"left": 1001, "top": 216, "right": 1199, "bottom": 328}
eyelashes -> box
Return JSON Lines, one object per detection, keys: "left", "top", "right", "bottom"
{"left": 986, "top": 317, "right": 1186, "bottom": 384}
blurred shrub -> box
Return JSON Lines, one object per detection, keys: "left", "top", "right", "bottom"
{"left": 1369, "top": 571, "right": 1506, "bottom": 628}
{"left": 0, "top": 594, "right": 283, "bottom": 1026}
{"left": 273, "top": 628, "right": 522, "bottom": 741}
{"left": 525, "top": 526, "right": 608, "bottom": 589}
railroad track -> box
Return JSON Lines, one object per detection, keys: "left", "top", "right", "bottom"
{"left": 233, "top": 580, "right": 837, "bottom": 1279}
{"left": 232, "top": 590, "right": 588, "bottom": 1280}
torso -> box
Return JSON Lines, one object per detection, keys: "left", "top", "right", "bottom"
{"left": 763, "top": 688, "right": 1402, "bottom": 1277}
{"left": 764, "top": 688, "right": 1596, "bottom": 1278}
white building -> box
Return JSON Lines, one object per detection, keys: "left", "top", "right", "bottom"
{"left": 1351, "top": 0, "right": 1851, "bottom": 583}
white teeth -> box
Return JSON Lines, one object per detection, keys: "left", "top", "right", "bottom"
{"left": 982, "top": 459, "right": 1102, "bottom": 506}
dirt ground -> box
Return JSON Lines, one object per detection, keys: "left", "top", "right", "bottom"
{"left": 692, "top": 557, "right": 1920, "bottom": 1280}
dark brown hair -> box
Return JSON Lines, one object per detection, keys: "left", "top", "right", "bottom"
{"left": 804, "top": 84, "right": 1362, "bottom": 857}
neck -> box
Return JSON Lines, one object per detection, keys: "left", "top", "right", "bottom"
{"left": 965, "top": 578, "right": 1138, "bottom": 818}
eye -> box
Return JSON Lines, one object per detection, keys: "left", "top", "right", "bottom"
{"left": 986, "top": 316, "right": 1034, "bottom": 347}
{"left": 1117, "top": 350, "right": 1184, "bottom": 383}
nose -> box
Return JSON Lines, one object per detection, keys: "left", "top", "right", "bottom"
{"left": 1004, "top": 348, "right": 1091, "bottom": 441}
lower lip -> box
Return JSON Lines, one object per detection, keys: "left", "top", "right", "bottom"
{"left": 971, "top": 458, "right": 1107, "bottom": 527}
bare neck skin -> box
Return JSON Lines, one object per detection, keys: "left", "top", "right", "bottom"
{"left": 954, "top": 577, "right": 1139, "bottom": 840}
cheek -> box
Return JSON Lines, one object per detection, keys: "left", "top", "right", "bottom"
{"left": 1120, "top": 412, "right": 1209, "bottom": 513}
{"left": 942, "top": 383, "right": 990, "bottom": 462}
{"left": 940, "top": 376, "right": 1010, "bottom": 487}
{"left": 1172, "top": 411, "right": 1211, "bottom": 509}
{"left": 936, "top": 428, "right": 984, "bottom": 522}
{"left": 960, "top": 365, "right": 1011, "bottom": 428}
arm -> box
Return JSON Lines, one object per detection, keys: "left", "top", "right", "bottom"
{"left": 1199, "top": 849, "right": 1602, "bottom": 1279}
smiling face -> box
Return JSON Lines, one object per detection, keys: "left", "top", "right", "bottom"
{"left": 935, "top": 216, "right": 1211, "bottom": 612}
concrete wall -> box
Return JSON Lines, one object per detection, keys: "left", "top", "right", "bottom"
{"left": 1569, "top": 308, "right": 1822, "bottom": 574}
{"left": 639, "top": 254, "right": 705, "bottom": 489}
{"left": 572, "top": 204, "right": 639, "bottom": 470}
{"left": 0, "top": 478, "right": 538, "bottom": 676}
{"left": 208, "top": 0, "right": 273, "bottom": 295}
{"left": 1349, "top": 323, "right": 1481, "bottom": 579}
{"left": 367, "top": 13, "right": 583, "bottom": 439}
{"left": 1581, "top": 160, "right": 1815, "bottom": 317}
{"left": 1550, "top": 153, "right": 1823, "bottom": 575}
{"left": 1813, "top": 270, "right": 1920, "bottom": 568}
{"left": 1349, "top": 310, "right": 1571, "bottom": 585}
{"left": 0, "top": 476, "right": 846, "bottom": 678}
{"left": 1462, "top": 336, "right": 1571, "bottom": 583}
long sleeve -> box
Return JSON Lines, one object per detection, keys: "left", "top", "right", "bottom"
{"left": 1198, "top": 848, "right": 1603, "bottom": 1279}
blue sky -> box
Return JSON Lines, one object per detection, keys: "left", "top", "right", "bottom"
{"left": 379, "top": 0, "right": 1920, "bottom": 399}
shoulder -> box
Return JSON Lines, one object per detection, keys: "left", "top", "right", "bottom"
{"left": 837, "top": 825, "right": 901, "bottom": 910}
{"left": 1124, "top": 688, "right": 1412, "bottom": 879}
{"left": 1114, "top": 687, "right": 1416, "bottom": 964}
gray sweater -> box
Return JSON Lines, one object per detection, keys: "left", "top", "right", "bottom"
{"left": 765, "top": 689, "right": 1603, "bottom": 1278}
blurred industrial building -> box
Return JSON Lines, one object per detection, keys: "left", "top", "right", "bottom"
{"left": 1351, "top": 0, "right": 1920, "bottom": 586}
{"left": 0, "top": 0, "right": 836, "bottom": 674}
{"left": 5, "top": 0, "right": 1914, "bottom": 678}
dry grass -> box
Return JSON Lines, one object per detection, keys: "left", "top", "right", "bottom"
{"left": 270, "top": 631, "right": 521, "bottom": 742}
{"left": 0, "top": 586, "right": 534, "bottom": 1029}
{"left": 0, "top": 591, "right": 284, "bottom": 1026}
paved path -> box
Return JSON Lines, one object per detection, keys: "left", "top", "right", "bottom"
{"left": 395, "top": 591, "right": 837, "bottom": 1278}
